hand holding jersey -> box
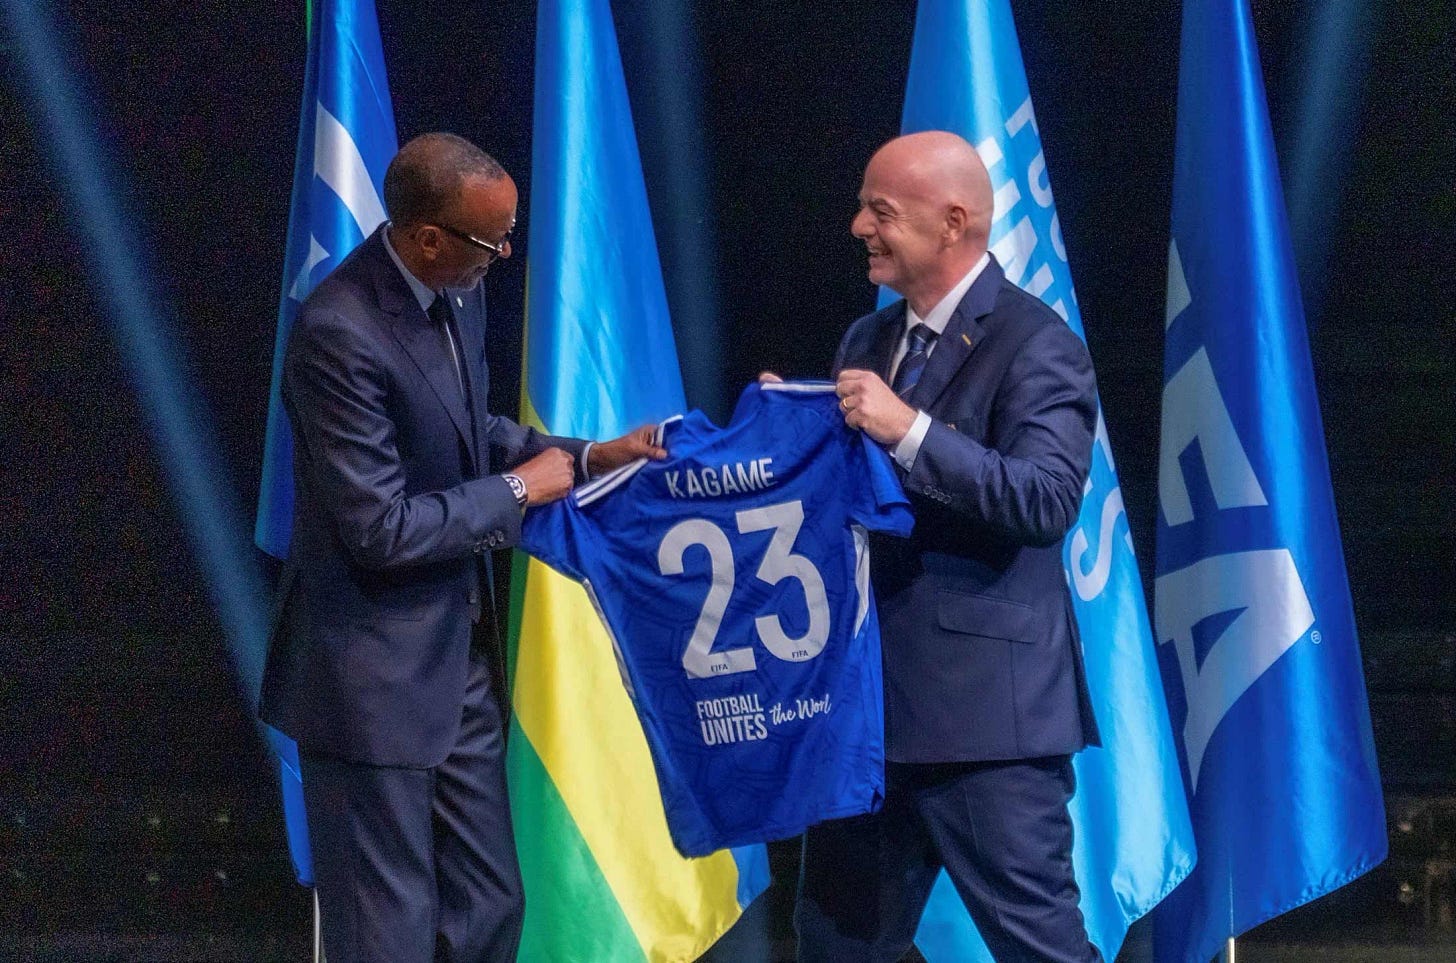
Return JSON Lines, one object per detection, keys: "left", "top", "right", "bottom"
{"left": 834, "top": 369, "right": 917, "bottom": 445}
{"left": 588, "top": 423, "right": 669, "bottom": 474}
{"left": 508, "top": 426, "right": 665, "bottom": 507}
{"left": 511, "top": 447, "right": 577, "bottom": 506}
{"left": 762, "top": 369, "right": 919, "bottom": 449}
{"left": 521, "top": 382, "right": 912, "bottom": 856}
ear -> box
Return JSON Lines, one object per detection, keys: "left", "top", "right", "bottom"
{"left": 942, "top": 203, "right": 969, "bottom": 246}
{"left": 414, "top": 224, "right": 446, "bottom": 261}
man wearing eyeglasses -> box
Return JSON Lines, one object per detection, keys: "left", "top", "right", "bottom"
{"left": 260, "top": 132, "right": 664, "bottom": 963}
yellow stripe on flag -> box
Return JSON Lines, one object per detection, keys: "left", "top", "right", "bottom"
{"left": 513, "top": 391, "right": 744, "bottom": 962}
{"left": 513, "top": 562, "right": 744, "bottom": 962}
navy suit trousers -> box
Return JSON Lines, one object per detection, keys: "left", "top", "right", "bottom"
{"left": 796, "top": 756, "right": 1099, "bottom": 963}
{"left": 301, "top": 646, "right": 523, "bottom": 963}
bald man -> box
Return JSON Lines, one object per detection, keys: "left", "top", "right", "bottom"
{"left": 795, "top": 132, "right": 1101, "bottom": 961}
{"left": 261, "top": 132, "right": 663, "bottom": 962}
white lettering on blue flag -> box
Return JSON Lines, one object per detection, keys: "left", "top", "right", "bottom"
{"left": 1070, "top": 416, "right": 1137, "bottom": 602}
{"left": 1151, "top": 1, "right": 1386, "bottom": 954}
{"left": 1157, "top": 253, "right": 1317, "bottom": 792}
{"left": 977, "top": 97, "right": 1073, "bottom": 323}
{"left": 1165, "top": 241, "right": 1192, "bottom": 329}
{"left": 1158, "top": 347, "right": 1268, "bottom": 525}
{"left": 1156, "top": 549, "right": 1314, "bottom": 789}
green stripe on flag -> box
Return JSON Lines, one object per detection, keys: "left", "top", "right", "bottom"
{"left": 508, "top": 715, "right": 645, "bottom": 963}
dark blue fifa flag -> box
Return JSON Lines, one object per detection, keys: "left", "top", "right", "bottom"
{"left": 1152, "top": 0, "right": 1386, "bottom": 959}
{"left": 255, "top": 0, "right": 399, "bottom": 885}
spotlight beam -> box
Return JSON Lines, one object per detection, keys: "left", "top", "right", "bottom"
{"left": 4, "top": 0, "right": 270, "bottom": 714}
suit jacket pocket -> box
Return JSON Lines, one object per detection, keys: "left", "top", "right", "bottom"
{"left": 936, "top": 590, "right": 1037, "bottom": 643}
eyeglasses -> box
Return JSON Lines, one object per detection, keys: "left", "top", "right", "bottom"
{"left": 436, "top": 223, "right": 512, "bottom": 259}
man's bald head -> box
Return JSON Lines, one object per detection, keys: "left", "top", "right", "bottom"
{"left": 852, "top": 130, "right": 994, "bottom": 314}
{"left": 383, "top": 132, "right": 507, "bottom": 230}
{"left": 867, "top": 131, "right": 993, "bottom": 246}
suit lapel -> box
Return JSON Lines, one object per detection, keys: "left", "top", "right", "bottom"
{"left": 368, "top": 233, "right": 479, "bottom": 471}
{"left": 905, "top": 257, "right": 1002, "bottom": 411}
{"left": 871, "top": 302, "right": 907, "bottom": 381}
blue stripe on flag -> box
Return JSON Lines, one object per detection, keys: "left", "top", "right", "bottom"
{"left": 523, "top": 0, "right": 770, "bottom": 939}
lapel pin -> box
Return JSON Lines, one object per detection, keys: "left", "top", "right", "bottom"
{"left": 456, "top": 296, "right": 464, "bottom": 308}
{"left": 961, "top": 333, "right": 972, "bottom": 347}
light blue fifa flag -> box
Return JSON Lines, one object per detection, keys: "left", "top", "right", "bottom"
{"left": 1152, "top": 1, "right": 1386, "bottom": 959}
{"left": 891, "top": 2, "right": 1196, "bottom": 960}
{"left": 254, "top": 0, "right": 399, "bottom": 885}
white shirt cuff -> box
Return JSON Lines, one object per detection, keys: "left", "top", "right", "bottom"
{"left": 891, "top": 411, "right": 932, "bottom": 470}
{"left": 580, "top": 442, "right": 594, "bottom": 479}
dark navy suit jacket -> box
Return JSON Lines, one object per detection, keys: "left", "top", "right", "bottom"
{"left": 260, "top": 227, "right": 584, "bottom": 768}
{"left": 835, "top": 256, "right": 1100, "bottom": 763}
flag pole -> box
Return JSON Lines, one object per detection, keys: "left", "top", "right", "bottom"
{"left": 313, "top": 889, "right": 325, "bottom": 963}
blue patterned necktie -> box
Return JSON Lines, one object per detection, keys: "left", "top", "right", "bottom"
{"left": 892, "top": 323, "right": 937, "bottom": 395}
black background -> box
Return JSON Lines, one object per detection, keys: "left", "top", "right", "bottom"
{"left": 3, "top": 0, "right": 1453, "bottom": 958}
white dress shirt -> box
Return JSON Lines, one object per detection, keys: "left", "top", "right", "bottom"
{"left": 889, "top": 253, "right": 990, "bottom": 470}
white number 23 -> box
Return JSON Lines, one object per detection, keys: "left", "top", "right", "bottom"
{"left": 656, "top": 500, "right": 831, "bottom": 679}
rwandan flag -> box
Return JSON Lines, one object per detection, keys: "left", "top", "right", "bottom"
{"left": 889, "top": 2, "right": 1196, "bottom": 960}
{"left": 505, "top": 0, "right": 769, "bottom": 959}
{"left": 1152, "top": 0, "right": 1386, "bottom": 958}
{"left": 255, "top": 0, "right": 398, "bottom": 886}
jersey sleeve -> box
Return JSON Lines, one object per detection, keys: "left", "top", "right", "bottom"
{"left": 848, "top": 431, "right": 915, "bottom": 537}
{"left": 519, "top": 497, "right": 591, "bottom": 582}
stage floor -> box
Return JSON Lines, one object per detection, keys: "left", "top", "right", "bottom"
{"left": 3, "top": 791, "right": 1454, "bottom": 962}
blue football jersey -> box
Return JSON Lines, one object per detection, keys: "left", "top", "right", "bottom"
{"left": 520, "top": 382, "right": 914, "bottom": 856}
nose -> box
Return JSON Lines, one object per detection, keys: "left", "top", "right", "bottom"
{"left": 851, "top": 205, "right": 873, "bottom": 239}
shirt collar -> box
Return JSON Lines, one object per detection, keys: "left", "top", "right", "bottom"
{"left": 906, "top": 252, "right": 991, "bottom": 336}
{"left": 381, "top": 223, "right": 439, "bottom": 312}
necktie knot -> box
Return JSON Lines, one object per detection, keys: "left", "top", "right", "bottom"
{"left": 428, "top": 293, "right": 451, "bottom": 326}
{"left": 893, "top": 324, "right": 937, "bottom": 395}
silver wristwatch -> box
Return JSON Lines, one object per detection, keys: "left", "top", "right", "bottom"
{"left": 503, "top": 473, "right": 528, "bottom": 507}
